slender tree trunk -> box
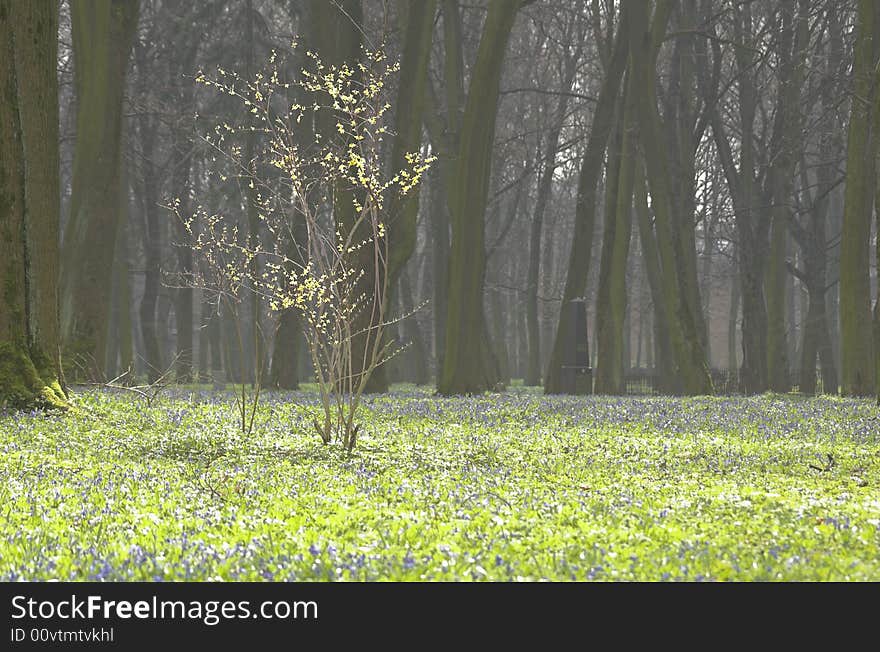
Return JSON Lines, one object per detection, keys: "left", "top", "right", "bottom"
{"left": 702, "top": 220, "right": 714, "bottom": 368}
{"left": 399, "top": 270, "right": 430, "bottom": 385}
{"left": 525, "top": 57, "right": 577, "bottom": 386}
{"left": 544, "top": 7, "right": 629, "bottom": 393}
{"left": 596, "top": 69, "right": 636, "bottom": 394}
{"left": 172, "top": 139, "right": 194, "bottom": 381}
{"left": 207, "top": 303, "right": 225, "bottom": 389}
{"left": 800, "top": 292, "right": 821, "bottom": 395}
{"left": 117, "top": 215, "right": 133, "bottom": 381}
{"left": 362, "top": 0, "right": 436, "bottom": 393}
{"left": 634, "top": 162, "right": 674, "bottom": 391}
{"left": 766, "top": 0, "right": 807, "bottom": 392}
{"left": 429, "top": 165, "right": 449, "bottom": 379}
{"left": 728, "top": 261, "right": 739, "bottom": 374}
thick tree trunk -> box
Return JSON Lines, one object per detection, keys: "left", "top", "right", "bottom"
{"left": 841, "top": 0, "right": 878, "bottom": 396}
{"left": 438, "top": 0, "right": 520, "bottom": 395}
{"left": 664, "top": 1, "right": 707, "bottom": 358}
{"left": 60, "top": 0, "right": 139, "bottom": 380}
{"left": 0, "top": 0, "right": 66, "bottom": 409}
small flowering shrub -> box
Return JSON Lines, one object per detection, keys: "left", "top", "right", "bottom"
{"left": 176, "top": 43, "right": 432, "bottom": 448}
{"left": 2, "top": 390, "right": 880, "bottom": 581}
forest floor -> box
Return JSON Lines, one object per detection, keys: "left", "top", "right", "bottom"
{"left": 1, "top": 386, "right": 879, "bottom": 580}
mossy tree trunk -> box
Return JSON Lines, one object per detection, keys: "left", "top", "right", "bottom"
{"left": 438, "top": 0, "right": 521, "bottom": 395}
{"left": 842, "top": 0, "right": 879, "bottom": 397}
{"left": 0, "top": 0, "right": 66, "bottom": 409}
{"left": 60, "top": 0, "right": 139, "bottom": 380}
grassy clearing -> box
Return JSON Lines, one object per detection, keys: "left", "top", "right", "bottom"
{"left": 1, "top": 387, "right": 879, "bottom": 580}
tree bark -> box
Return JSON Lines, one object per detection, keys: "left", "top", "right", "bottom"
{"left": 634, "top": 162, "right": 674, "bottom": 391}
{"left": 595, "top": 70, "right": 636, "bottom": 394}
{"left": 362, "top": 0, "right": 437, "bottom": 393}
{"left": 627, "top": 0, "right": 712, "bottom": 395}
{"left": 60, "top": 0, "right": 139, "bottom": 380}
{"left": 525, "top": 54, "right": 578, "bottom": 386}
{"left": 842, "top": 0, "right": 879, "bottom": 396}
{"left": 766, "top": 0, "right": 807, "bottom": 392}
{"left": 438, "top": 0, "right": 521, "bottom": 394}
{"left": 0, "top": 0, "right": 66, "bottom": 409}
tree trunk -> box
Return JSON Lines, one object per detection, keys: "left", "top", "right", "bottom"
{"left": 799, "top": 293, "right": 821, "bottom": 395}
{"left": 595, "top": 70, "right": 636, "bottom": 394}
{"left": 117, "top": 216, "right": 133, "bottom": 381}
{"left": 399, "top": 270, "right": 430, "bottom": 386}
{"left": 60, "top": 0, "right": 139, "bottom": 380}
{"left": 269, "top": 309, "right": 301, "bottom": 390}
{"left": 544, "top": 6, "right": 629, "bottom": 394}
{"left": 359, "top": 0, "right": 436, "bottom": 393}
{"left": 634, "top": 163, "right": 674, "bottom": 391}
{"left": 766, "top": 0, "right": 808, "bottom": 393}
{"left": 841, "top": 0, "right": 878, "bottom": 396}
{"left": 137, "top": 112, "right": 163, "bottom": 384}
{"left": 728, "top": 262, "right": 739, "bottom": 374}
{"left": 438, "top": 0, "right": 520, "bottom": 395}
{"left": 429, "top": 164, "right": 449, "bottom": 379}
{"left": 627, "top": 0, "right": 712, "bottom": 395}
{"left": 0, "top": 0, "right": 66, "bottom": 409}
{"left": 525, "top": 56, "right": 577, "bottom": 386}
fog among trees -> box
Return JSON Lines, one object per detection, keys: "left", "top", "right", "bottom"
{"left": 4, "top": 0, "right": 880, "bottom": 404}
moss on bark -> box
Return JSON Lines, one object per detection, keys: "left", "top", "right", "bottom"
{"left": 0, "top": 342, "right": 67, "bottom": 410}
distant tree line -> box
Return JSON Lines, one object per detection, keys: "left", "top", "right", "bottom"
{"left": 4, "top": 0, "right": 880, "bottom": 407}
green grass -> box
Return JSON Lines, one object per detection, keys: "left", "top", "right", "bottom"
{"left": 1, "top": 387, "right": 879, "bottom": 580}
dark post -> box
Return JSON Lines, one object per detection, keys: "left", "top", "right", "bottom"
{"left": 560, "top": 299, "right": 592, "bottom": 394}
